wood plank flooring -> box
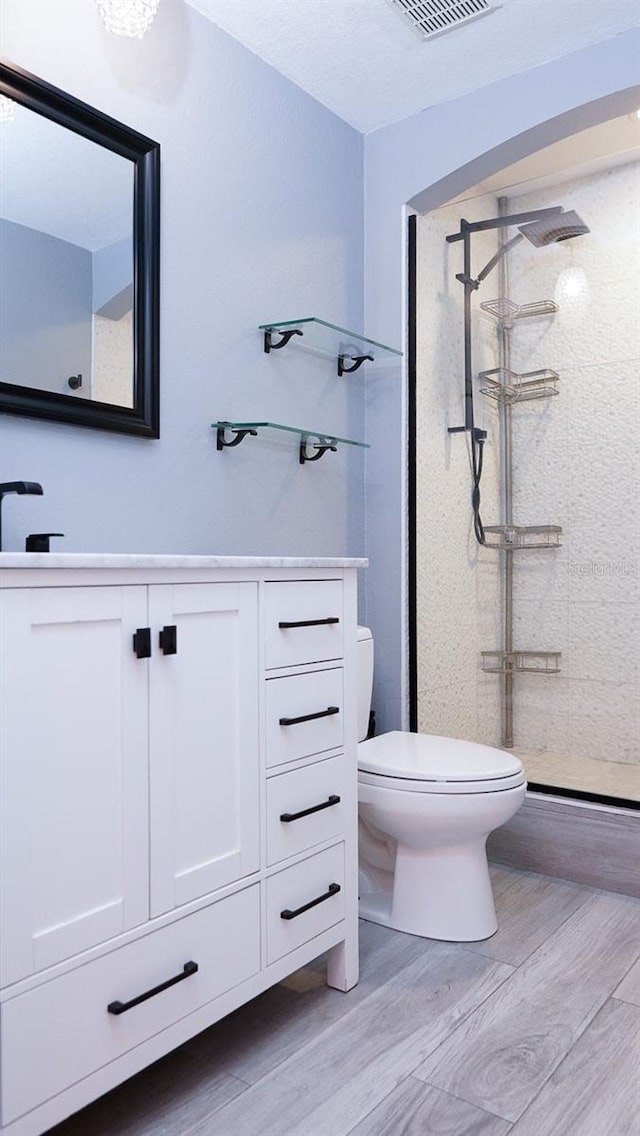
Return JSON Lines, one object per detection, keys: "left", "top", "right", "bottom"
{"left": 47, "top": 866, "right": 640, "bottom": 1136}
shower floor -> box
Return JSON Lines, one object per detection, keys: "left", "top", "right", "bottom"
{"left": 513, "top": 747, "right": 640, "bottom": 804}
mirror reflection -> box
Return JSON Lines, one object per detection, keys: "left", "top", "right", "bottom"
{"left": 0, "top": 100, "right": 135, "bottom": 408}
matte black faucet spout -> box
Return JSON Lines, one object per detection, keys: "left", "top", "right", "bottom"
{"left": 0, "top": 481, "right": 44, "bottom": 551}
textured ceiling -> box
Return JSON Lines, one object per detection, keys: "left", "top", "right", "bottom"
{"left": 186, "top": 0, "right": 640, "bottom": 134}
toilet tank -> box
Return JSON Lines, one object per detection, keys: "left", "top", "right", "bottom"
{"left": 357, "top": 626, "right": 374, "bottom": 742}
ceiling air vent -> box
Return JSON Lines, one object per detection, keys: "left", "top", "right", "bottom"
{"left": 389, "top": 0, "right": 500, "bottom": 41}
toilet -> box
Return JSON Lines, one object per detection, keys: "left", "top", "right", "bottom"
{"left": 357, "top": 627, "right": 526, "bottom": 942}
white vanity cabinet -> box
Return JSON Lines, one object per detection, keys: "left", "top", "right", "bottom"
{"left": 147, "top": 582, "right": 260, "bottom": 917}
{"left": 0, "top": 556, "right": 362, "bottom": 1136}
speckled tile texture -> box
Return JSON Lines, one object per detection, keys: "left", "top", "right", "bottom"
{"left": 415, "top": 161, "right": 640, "bottom": 769}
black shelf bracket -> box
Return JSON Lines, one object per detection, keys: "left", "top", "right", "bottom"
{"left": 264, "top": 328, "right": 303, "bottom": 353}
{"left": 216, "top": 423, "right": 258, "bottom": 451}
{"left": 299, "top": 434, "right": 338, "bottom": 465}
{"left": 337, "top": 353, "right": 374, "bottom": 376}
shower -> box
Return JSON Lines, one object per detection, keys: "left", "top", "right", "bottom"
{"left": 445, "top": 205, "right": 590, "bottom": 545}
{"left": 446, "top": 202, "right": 590, "bottom": 747}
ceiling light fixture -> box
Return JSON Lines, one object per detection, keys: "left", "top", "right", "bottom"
{"left": 0, "top": 95, "right": 16, "bottom": 124}
{"left": 95, "top": 0, "right": 160, "bottom": 38}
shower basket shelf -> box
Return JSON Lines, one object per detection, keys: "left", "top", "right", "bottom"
{"left": 483, "top": 524, "right": 563, "bottom": 550}
{"left": 481, "top": 650, "right": 561, "bottom": 675}
{"left": 480, "top": 298, "right": 558, "bottom": 322}
{"left": 479, "top": 367, "right": 560, "bottom": 403}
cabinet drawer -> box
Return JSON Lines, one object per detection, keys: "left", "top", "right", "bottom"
{"left": 266, "top": 756, "right": 346, "bottom": 866}
{"left": 266, "top": 844, "right": 345, "bottom": 965}
{"left": 265, "top": 581, "right": 344, "bottom": 669}
{"left": 1, "top": 886, "right": 260, "bottom": 1125}
{"left": 266, "top": 668, "right": 343, "bottom": 768}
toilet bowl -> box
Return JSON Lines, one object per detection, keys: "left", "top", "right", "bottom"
{"left": 356, "top": 628, "right": 526, "bottom": 942}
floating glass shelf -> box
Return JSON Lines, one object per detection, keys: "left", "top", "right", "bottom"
{"left": 481, "top": 650, "right": 561, "bottom": 675}
{"left": 258, "top": 317, "right": 402, "bottom": 375}
{"left": 480, "top": 298, "right": 558, "bottom": 321}
{"left": 483, "top": 524, "right": 563, "bottom": 550}
{"left": 479, "top": 367, "right": 560, "bottom": 403}
{"left": 212, "top": 420, "right": 369, "bottom": 465}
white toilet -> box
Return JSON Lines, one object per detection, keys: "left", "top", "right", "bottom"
{"left": 357, "top": 627, "right": 526, "bottom": 942}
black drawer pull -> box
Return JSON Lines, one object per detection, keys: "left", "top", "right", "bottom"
{"left": 159, "top": 624, "right": 178, "bottom": 655}
{"left": 281, "top": 883, "right": 341, "bottom": 921}
{"left": 107, "top": 961, "right": 198, "bottom": 1015}
{"left": 278, "top": 617, "right": 340, "bottom": 629}
{"left": 279, "top": 706, "right": 339, "bottom": 727}
{"left": 280, "top": 795, "right": 341, "bottom": 823}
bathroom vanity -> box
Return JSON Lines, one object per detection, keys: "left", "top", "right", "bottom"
{"left": 0, "top": 554, "right": 363, "bottom": 1135}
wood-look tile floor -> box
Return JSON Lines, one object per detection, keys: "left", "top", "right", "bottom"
{"left": 48, "top": 866, "right": 640, "bottom": 1136}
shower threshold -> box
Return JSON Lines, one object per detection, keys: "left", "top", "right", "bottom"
{"left": 514, "top": 747, "right": 640, "bottom": 804}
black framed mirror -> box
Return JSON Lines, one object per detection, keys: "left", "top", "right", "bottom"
{"left": 0, "top": 60, "right": 160, "bottom": 437}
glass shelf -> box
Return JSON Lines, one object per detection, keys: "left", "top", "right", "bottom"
{"left": 258, "top": 317, "right": 402, "bottom": 374}
{"left": 212, "top": 421, "right": 369, "bottom": 465}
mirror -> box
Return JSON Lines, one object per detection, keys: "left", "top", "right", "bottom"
{"left": 0, "top": 60, "right": 160, "bottom": 436}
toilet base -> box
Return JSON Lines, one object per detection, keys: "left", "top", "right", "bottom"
{"left": 359, "top": 838, "right": 499, "bottom": 942}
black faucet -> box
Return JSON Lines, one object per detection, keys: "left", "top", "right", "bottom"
{"left": 0, "top": 482, "right": 44, "bottom": 551}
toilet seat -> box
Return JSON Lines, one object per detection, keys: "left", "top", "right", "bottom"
{"left": 358, "top": 731, "right": 525, "bottom": 795}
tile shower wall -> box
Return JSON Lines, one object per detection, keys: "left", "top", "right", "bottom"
{"left": 416, "top": 198, "right": 502, "bottom": 743}
{"left": 507, "top": 162, "right": 640, "bottom": 767}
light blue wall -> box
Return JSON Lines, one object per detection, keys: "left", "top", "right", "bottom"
{"left": 0, "top": 0, "right": 364, "bottom": 556}
{"left": 363, "top": 30, "right": 640, "bottom": 732}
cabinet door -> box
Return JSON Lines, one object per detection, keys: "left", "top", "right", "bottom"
{"left": 149, "top": 583, "right": 259, "bottom": 916}
{"left": 0, "top": 587, "right": 149, "bottom": 986}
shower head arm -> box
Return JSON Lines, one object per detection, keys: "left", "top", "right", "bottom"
{"left": 475, "top": 233, "right": 524, "bottom": 285}
{"left": 446, "top": 207, "right": 563, "bottom": 243}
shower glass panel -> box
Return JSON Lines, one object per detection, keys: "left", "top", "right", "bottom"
{"left": 414, "top": 158, "right": 640, "bottom": 805}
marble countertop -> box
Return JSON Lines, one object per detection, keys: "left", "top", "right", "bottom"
{"left": 0, "top": 553, "right": 368, "bottom": 570}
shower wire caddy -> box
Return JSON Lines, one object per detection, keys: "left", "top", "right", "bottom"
{"left": 482, "top": 524, "right": 563, "bottom": 550}
{"left": 479, "top": 367, "right": 560, "bottom": 403}
{"left": 481, "top": 650, "right": 561, "bottom": 675}
{"left": 480, "top": 298, "right": 558, "bottom": 322}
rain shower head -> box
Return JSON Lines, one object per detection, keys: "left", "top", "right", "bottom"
{"left": 517, "top": 210, "right": 590, "bottom": 247}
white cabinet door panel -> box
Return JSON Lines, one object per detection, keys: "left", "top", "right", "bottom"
{"left": 149, "top": 583, "right": 260, "bottom": 917}
{"left": 0, "top": 587, "right": 149, "bottom": 986}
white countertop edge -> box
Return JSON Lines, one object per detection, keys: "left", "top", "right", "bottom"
{"left": 0, "top": 553, "right": 368, "bottom": 570}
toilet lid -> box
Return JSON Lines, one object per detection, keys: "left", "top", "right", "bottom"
{"left": 358, "top": 731, "right": 524, "bottom": 783}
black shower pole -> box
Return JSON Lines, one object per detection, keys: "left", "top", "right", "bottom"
{"left": 446, "top": 218, "right": 476, "bottom": 434}
{"left": 462, "top": 220, "right": 474, "bottom": 432}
